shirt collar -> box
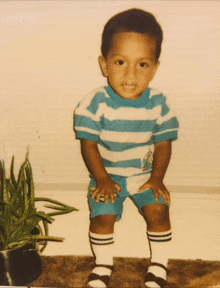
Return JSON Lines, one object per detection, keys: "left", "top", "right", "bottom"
{"left": 105, "top": 85, "right": 150, "bottom": 107}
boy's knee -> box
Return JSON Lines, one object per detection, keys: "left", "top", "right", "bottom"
{"left": 90, "top": 215, "right": 117, "bottom": 234}
{"left": 142, "top": 204, "right": 170, "bottom": 227}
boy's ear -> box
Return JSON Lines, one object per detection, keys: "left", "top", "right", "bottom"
{"left": 98, "top": 55, "right": 108, "bottom": 77}
{"left": 155, "top": 60, "right": 160, "bottom": 71}
{"left": 150, "top": 60, "right": 160, "bottom": 81}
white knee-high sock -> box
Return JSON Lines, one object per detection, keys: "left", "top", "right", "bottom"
{"left": 89, "top": 232, "right": 114, "bottom": 288}
{"left": 90, "top": 231, "right": 114, "bottom": 266}
{"left": 146, "top": 230, "right": 172, "bottom": 287}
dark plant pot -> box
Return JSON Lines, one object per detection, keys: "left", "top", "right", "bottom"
{"left": 0, "top": 242, "right": 43, "bottom": 286}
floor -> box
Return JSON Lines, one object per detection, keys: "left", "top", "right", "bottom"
{"left": 34, "top": 185, "right": 220, "bottom": 261}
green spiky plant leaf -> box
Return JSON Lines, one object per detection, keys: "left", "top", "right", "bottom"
{"left": 0, "top": 151, "right": 78, "bottom": 252}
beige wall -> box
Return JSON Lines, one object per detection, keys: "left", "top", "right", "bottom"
{"left": 1, "top": 1, "right": 220, "bottom": 187}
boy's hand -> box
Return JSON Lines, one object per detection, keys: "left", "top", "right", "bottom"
{"left": 138, "top": 177, "right": 170, "bottom": 204}
{"left": 91, "top": 177, "right": 122, "bottom": 204}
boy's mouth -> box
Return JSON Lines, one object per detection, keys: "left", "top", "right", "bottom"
{"left": 123, "top": 85, "right": 135, "bottom": 89}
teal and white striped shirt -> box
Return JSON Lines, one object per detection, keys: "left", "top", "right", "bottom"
{"left": 74, "top": 85, "right": 179, "bottom": 177}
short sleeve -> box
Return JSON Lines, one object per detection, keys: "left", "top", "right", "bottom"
{"left": 152, "top": 95, "right": 179, "bottom": 143}
{"left": 74, "top": 92, "right": 103, "bottom": 142}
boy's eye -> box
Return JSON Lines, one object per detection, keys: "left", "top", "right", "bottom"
{"left": 139, "top": 62, "right": 149, "bottom": 68}
{"left": 140, "top": 62, "right": 149, "bottom": 68}
{"left": 116, "top": 60, "right": 124, "bottom": 66}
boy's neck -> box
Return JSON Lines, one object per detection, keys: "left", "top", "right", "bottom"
{"left": 105, "top": 85, "right": 151, "bottom": 107}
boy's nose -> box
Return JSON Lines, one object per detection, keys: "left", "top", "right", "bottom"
{"left": 125, "top": 65, "right": 136, "bottom": 79}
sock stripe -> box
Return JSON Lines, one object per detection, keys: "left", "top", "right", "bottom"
{"left": 148, "top": 238, "right": 171, "bottom": 242}
{"left": 147, "top": 231, "right": 172, "bottom": 242}
{"left": 90, "top": 240, "right": 114, "bottom": 245}
{"left": 148, "top": 232, "right": 172, "bottom": 238}
{"left": 90, "top": 236, "right": 114, "bottom": 242}
{"left": 90, "top": 235, "right": 114, "bottom": 246}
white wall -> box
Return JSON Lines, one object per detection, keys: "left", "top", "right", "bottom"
{"left": 1, "top": 1, "right": 220, "bottom": 187}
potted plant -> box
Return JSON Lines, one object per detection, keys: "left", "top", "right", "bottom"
{"left": 0, "top": 152, "right": 78, "bottom": 286}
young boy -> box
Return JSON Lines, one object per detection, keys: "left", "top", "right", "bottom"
{"left": 74, "top": 8, "right": 179, "bottom": 288}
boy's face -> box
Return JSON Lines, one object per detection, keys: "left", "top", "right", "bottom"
{"left": 99, "top": 32, "right": 160, "bottom": 100}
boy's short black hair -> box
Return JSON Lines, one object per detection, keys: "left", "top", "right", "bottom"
{"left": 101, "top": 8, "right": 163, "bottom": 61}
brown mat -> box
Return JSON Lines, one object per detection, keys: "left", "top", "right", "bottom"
{"left": 30, "top": 256, "right": 220, "bottom": 288}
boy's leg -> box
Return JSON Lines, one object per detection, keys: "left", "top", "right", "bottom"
{"left": 130, "top": 187, "right": 171, "bottom": 288}
{"left": 142, "top": 204, "right": 171, "bottom": 287}
{"left": 87, "top": 176, "right": 127, "bottom": 288}
{"left": 88, "top": 215, "right": 117, "bottom": 288}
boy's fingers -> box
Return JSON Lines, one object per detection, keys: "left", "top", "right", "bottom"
{"left": 165, "top": 190, "right": 171, "bottom": 204}
{"left": 138, "top": 183, "right": 170, "bottom": 204}
{"left": 93, "top": 191, "right": 115, "bottom": 204}
{"left": 158, "top": 189, "right": 170, "bottom": 204}
{"left": 154, "top": 190, "right": 159, "bottom": 202}
{"left": 105, "top": 192, "right": 116, "bottom": 204}
{"left": 162, "top": 189, "right": 169, "bottom": 203}
{"left": 115, "top": 183, "right": 122, "bottom": 192}
{"left": 138, "top": 184, "right": 150, "bottom": 193}
{"left": 104, "top": 194, "right": 110, "bottom": 204}
{"left": 96, "top": 193, "right": 101, "bottom": 203}
{"left": 94, "top": 189, "right": 104, "bottom": 203}
{"left": 91, "top": 183, "right": 121, "bottom": 204}
{"left": 164, "top": 190, "right": 171, "bottom": 203}
{"left": 92, "top": 188, "right": 101, "bottom": 199}
{"left": 91, "top": 189, "right": 98, "bottom": 199}
{"left": 111, "top": 196, "right": 115, "bottom": 204}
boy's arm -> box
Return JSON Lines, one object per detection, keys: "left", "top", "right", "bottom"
{"left": 138, "top": 139, "right": 172, "bottom": 204}
{"left": 80, "top": 139, "right": 122, "bottom": 204}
